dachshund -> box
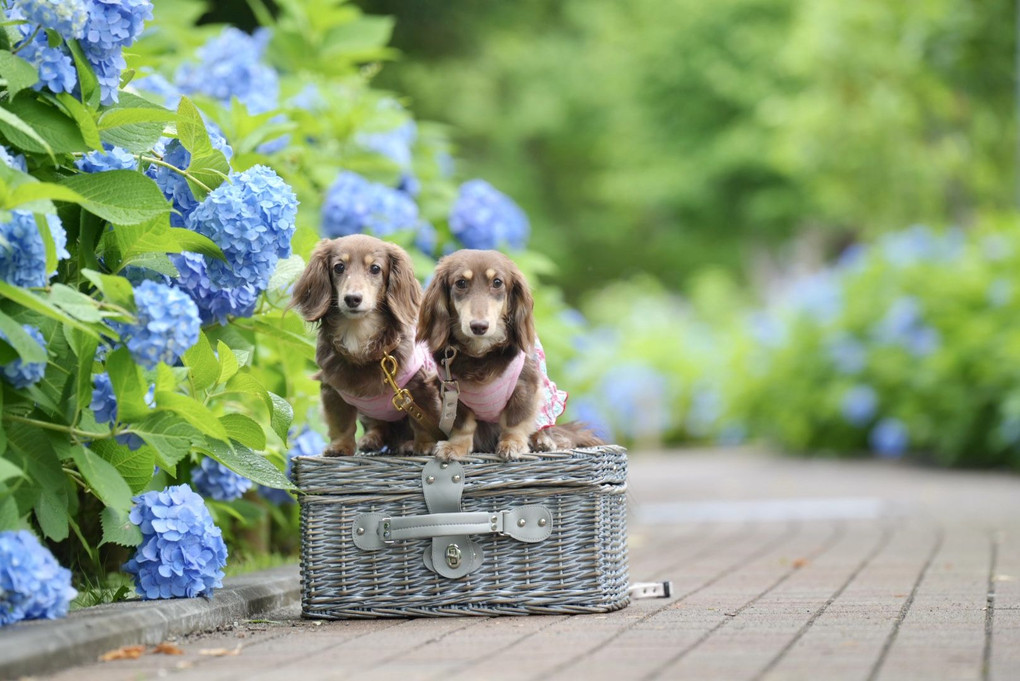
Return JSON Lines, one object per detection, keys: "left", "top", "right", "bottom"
{"left": 291, "top": 235, "right": 441, "bottom": 456}
{"left": 418, "top": 249, "right": 603, "bottom": 460}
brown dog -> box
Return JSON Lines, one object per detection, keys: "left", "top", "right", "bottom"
{"left": 418, "top": 249, "right": 603, "bottom": 460}
{"left": 292, "top": 235, "right": 441, "bottom": 456}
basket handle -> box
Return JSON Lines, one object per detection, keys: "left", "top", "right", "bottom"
{"left": 352, "top": 506, "right": 553, "bottom": 550}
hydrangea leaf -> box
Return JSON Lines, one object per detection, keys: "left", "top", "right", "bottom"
{"left": 1, "top": 95, "right": 86, "bottom": 155}
{"left": 66, "top": 40, "right": 100, "bottom": 109}
{"left": 34, "top": 487, "right": 69, "bottom": 541}
{"left": 0, "top": 458, "right": 23, "bottom": 483}
{"left": 58, "top": 170, "right": 170, "bottom": 226}
{"left": 216, "top": 340, "right": 239, "bottom": 384}
{"left": 175, "top": 96, "right": 229, "bottom": 199}
{"left": 267, "top": 254, "right": 305, "bottom": 291}
{"left": 322, "top": 16, "right": 395, "bottom": 59}
{"left": 269, "top": 392, "right": 293, "bottom": 443}
{"left": 154, "top": 391, "right": 231, "bottom": 443}
{"left": 219, "top": 413, "right": 266, "bottom": 451}
{"left": 81, "top": 269, "right": 137, "bottom": 311}
{"left": 0, "top": 280, "right": 101, "bottom": 338}
{"left": 182, "top": 332, "right": 219, "bottom": 392}
{"left": 0, "top": 102, "right": 56, "bottom": 162}
{"left": 70, "top": 329, "right": 98, "bottom": 410}
{"left": 167, "top": 227, "right": 225, "bottom": 261}
{"left": 130, "top": 412, "right": 199, "bottom": 473}
{"left": 70, "top": 444, "right": 133, "bottom": 511}
{"left": 0, "top": 492, "right": 18, "bottom": 530}
{"left": 99, "top": 506, "right": 142, "bottom": 547}
{"left": 4, "top": 180, "right": 80, "bottom": 213}
{"left": 55, "top": 92, "right": 102, "bottom": 150}
{"left": 88, "top": 438, "right": 157, "bottom": 494}
{"left": 97, "top": 93, "right": 171, "bottom": 153}
{"left": 0, "top": 49, "right": 39, "bottom": 99}
{"left": 249, "top": 317, "right": 316, "bottom": 350}
{"left": 0, "top": 310, "right": 47, "bottom": 363}
{"left": 48, "top": 283, "right": 108, "bottom": 323}
{"left": 200, "top": 437, "right": 294, "bottom": 490}
{"left": 106, "top": 346, "right": 150, "bottom": 422}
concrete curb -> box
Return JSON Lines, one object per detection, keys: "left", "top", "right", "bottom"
{"left": 0, "top": 564, "right": 300, "bottom": 680}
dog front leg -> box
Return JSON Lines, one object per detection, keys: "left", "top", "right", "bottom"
{"left": 357, "top": 417, "right": 388, "bottom": 453}
{"left": 321, "top": 384, "right": 357, "bottom": 456}
{"left": 497, "top": 386, "right": 540, "bottom": 460}
{"left": 434, "top": 409, "right": 477, "bottom": 461}
{"left": 400, "top": 374, "right": 442, "bottom": 455}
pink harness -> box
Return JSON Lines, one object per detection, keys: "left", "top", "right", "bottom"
{"left": 453, "top": 339, "right": 567, "bottom": 428}
{"left": 338, "top": 342, "right": 436, "bottom": 421}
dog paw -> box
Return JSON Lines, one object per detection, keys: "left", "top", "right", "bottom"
{"left": 496, "top": 437, "right": 528, "bottom": 460}
{"left": 357, "top": 431, "right": 386, "bottom": 453}
{"left": 324, "top": 440, "right": 356, "bottom": 457}
{"left": 529, "top": 430, "right": 556, "bottom": 452}
{"left": 401, "top": 438, "right": 437, "bottom": 456}
{"left": 434, "top": 441, "right": 468, "bottom": 461}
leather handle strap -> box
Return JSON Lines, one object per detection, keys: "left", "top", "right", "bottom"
{"left": 351, "top": 506, "right": 553, "bottom": 550}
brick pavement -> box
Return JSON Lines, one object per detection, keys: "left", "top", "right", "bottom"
{"left": 39, "top": 449, "right": 1020, "bottom": 681}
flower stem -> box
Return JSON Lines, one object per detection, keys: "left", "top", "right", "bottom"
{"left": 11, "top": 25, "right": 41, "bottom": 55}
{"left": 139, "top": 155, "right": 213, "bottom": 194}
{"left": 3, "top": 413, "right": 109, "bottom": 439}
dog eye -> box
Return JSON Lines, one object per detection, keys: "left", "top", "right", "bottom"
{"left": 454, "top": 279, "right": 468, "bottom": 290}
{"left": 492, "top": 278, "right": 503, "bottom": 289}
{"left": 333, "top": 262, "right": 345, "bottom": 275}
{"left": 369, "top": 264, "right": 382, "bottom": 275}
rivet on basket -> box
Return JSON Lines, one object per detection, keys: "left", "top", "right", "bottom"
{"left": 425, "top": 475, "right": 435, "bottom": 484}
{"left": 356, "top": 527, "right": 366, "bottom": 535}
{"left": 452, "top": 474, "right": 462, "bottom": 483}
{"left": 518, "top": 518, "right": 527, "bottom": 527}
{"left": 440, "top": 462, "right": 448, "bottom": 469}
{"left": 538, "top": 518, "right": 547, "bottom": 527}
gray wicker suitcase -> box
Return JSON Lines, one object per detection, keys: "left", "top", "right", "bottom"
{"left": 294, "top": 445, "right": 629, "bottom": 618}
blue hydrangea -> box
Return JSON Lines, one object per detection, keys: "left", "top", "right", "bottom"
{"left": 146, "top": 133, "right": 233, "bottom": 227}
{"left": 0, "top": 324, "right": 47, "bottom": 388}
{"left": 122, "top": 484, "right": 228, "bottom": 600}
{"left": 81, "top": 0, "right": 152, "bottom": 52}
{"left": 0, "top": 212, "right": 68, "bottom": 288}
{"left": 76, "top": 143, "right": 138, "bottom": 173}
{"left": 841, "top": 385, "right": 877, "bottom": 427}
{"left": 5, "top": 12, "right": 78, "bottom": 95}
{"left": 130, "top": 72, "right": 181, "bottom": 108}
{"left": 12, "top": 0, "right": 87, "bottom": 40}
{"left": 321, "top": 171, "right": 428, "bottom": 244}
{"left": 191, "top": 457, "right": 253, "bottom": 502}
{"left": 599, "top": 364, "right": 670, "bottom": 442}
{"left": 569, "top": 396, "right": 612, "bottom": 441}
{"left": 357, "top": 120, "right": 417, "bottom": 171}
{"left": 869, "top": 417, "right": 909, "bottom": 459}
{"left": 81, "top": 43, "right": 127, "bottom": 105}
{"left": 171, "top": 252, "right": 259, "bottom": 325}
{"left": 826, "top": 333, "right": 867, "bottom": 375}
{"left": 872, "top": 296, "right": 940, "bottom": 357}
{"left": 0, "top": 530, "right": 77, "bottom": 626}
{"left": 258, "top": 426, "right": 326, "bottom": 504}
{"left": 184, "top": 165, "right": 297, "bottom": 291}
{"left": 90, "top": 372, "right": 155, "bottom": 450}
{"left": 686, "top": 386, "right": 722, "bottom": 437}
{"left": 449, "top": 179, "right": 530, "bottom": 250}
{"left": 988, "top": 278, "right": 1013, "bottom": 308}
{"left": 0, "top": 146, "right": 28, "bottom": 172}
{"left": 175, "top": 27, "right": 279, "bottom": 115}
{"left": 110, "top": 280, "right": 200, "bottom": 370}
{"left": 879, "top": 224, "right": 964, "bottom": 267}
{"left": 415, "top": 220, "right": 437, "bottom": 255}
{"left": 784, "top": 271, "right": 843, "bottom": 324}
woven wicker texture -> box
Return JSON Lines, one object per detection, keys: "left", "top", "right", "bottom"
{"left": 296, "top": 445, "right": 629, "bottom": 618}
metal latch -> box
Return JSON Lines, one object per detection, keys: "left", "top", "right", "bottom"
{"left": 445, "top": 543, "right": 462, "bottom": 569}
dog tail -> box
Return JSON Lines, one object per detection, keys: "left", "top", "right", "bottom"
{"left": 539, "top": 421, "right": 606, "bottom": 449}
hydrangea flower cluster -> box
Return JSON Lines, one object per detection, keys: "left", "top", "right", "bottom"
{"left": 0, "top": 324, "right": 47, "bottom": 388}
{"left": 871, "top": 296, "right": 940, "bottom": 357}
{"left": 146, "top": 132, "right": 233, "bottom": 227}
{"left": 449, "top": 179, "right": 530, "bottom": 250}
{"left": 75, "top": 143, "right": 138, "bottom": 173}
{"left": 0, "top": 530, "right": 77, "bottom": 626}
{"left": 0, "top": 212, "right": 69, "bottom": 288}
{"left": 171, "top": 252, "right": 259, "bottom": 325}
{"left": 122, "top": 485, "right": 228, "bottom": 600}
{"left": 110, "top": 280, "right": 200, "bottom": 370}
{"left": 258, "top": 426, "right": 326, "bottom": 504}
{"left": 7, "top": 0, "right": 153, "bottom": 105}
{"left": 321, "top": 171, "right": 435, "bottom": 253}
{"left": 90, "top": 372, "right": 155, "bottom": 450}
{"left": 183, "top": 165, "right": 296, "bottom": 292}
{"left": 0, "top": 146, "right": 28, "bottom": 172}
{"left": 841, "top": 385, "right": 878, "bottom": 427}
{"left": 356, "top": 116, "right": 419, "bottom": 195}
{"left": 175, "top": 28, "right": 279, "bottom": 115}
{"left": 869, "top": 417, "right": 909, "bottom": 459}
{"left": 191, "top": 458, "right": 253, "bottom": 502}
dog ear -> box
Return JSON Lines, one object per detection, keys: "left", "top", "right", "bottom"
{"left": 507, "top": 261, "right": 536, "bottom": 352}
{"left": 418, "top": 260, "right": 453, "bottom": 352}
{"left": 385, "top": 242, "right": 421, "bottom": 328}
{"left": 291, "top": 239, "right": 334, "bottom": 322}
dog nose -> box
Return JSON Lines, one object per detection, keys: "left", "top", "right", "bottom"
{"left": 344, "top": 294, "right": 362, "bottom": 308}
{"left": 470, "top": 321, "right": 489, "bottom": 336}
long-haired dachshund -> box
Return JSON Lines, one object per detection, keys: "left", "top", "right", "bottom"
{"left": 418, "top": 249, "right": 603, "bottom": 460}
{"left": 292, "top": 235, "right": 441, "bottom": 456}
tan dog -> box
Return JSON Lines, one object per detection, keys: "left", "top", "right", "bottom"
{"left": 418, "top": 249, "right": 603, "bottom": 460}
{"left": 292, "top": 235, "right": 441, "bottom": 456}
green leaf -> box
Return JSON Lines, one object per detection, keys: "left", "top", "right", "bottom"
{"left": 324, "top": 16, "right": 396, "bottom": 57}
{"left": 34, "top": 488, "right": 68, "bottom": 541}
{"left": 1, "top": 95, "right": 85, "bottom": 154}
{"left": 249, "top": 317, "right": 316, "bottom": 350}
{"left": 268, "top": 254, "right": 305, "bottom": 291}
{"left": 34, "top": 211, "right": 58, "bottom": 277}
{"left": 100, "top": 506, "right": 142, "bottom": 547}
{"left": 131, "top": 412, "right": 198, "bottom": 471}
{"left": 154, "top": 363, "right": 177, "bottom": 394}
{"left": 269, "top": 392, "right": 294, "bottom": 443}
{"left": 167, "top": 228, "right": 226, "bottom": 261}
{"left": 0, "top": 49, "right": 38, "bottom": 99}
{"left": 0, "top": 458, "right": 23, "bottom": 482}
{"left": 183, "top": 332, "right": 219, "bottom": 392}
{"left": 98, "top": 93, "right": 170, "bottom": 152}
{"left": 200, "top": 437, "right": 294, "bottom": 490}
{"left": 56, "top": 93, "right": 102, "bottom": 149}
{"left": 66, "top": 40, "right": 99, "bottom": 109}
{"left": 88, "top": 438, "right": 157, "bottom": 493}
{"left": 82, "top": 269, "right": 136, "bottom": 310}
{"left": 70, "top": 444, "right": 133, "bottom": 511}
{"left": 71, "top": 329, "right": 98, "bottom": 409}
{"left": 4, "top": 181, "right": 82, "bottom": 213}
{"left": 48, "top": 283, "right": 107, "bottom": 322}
{"left": 154, "top": 391, "right": 231, "bottom": 442}
{"left": 106, "top": 346, "right": 150, "bottom": 421}
{"left": 0, "top": 493, "right": 19, "bottom": 530}
{"left": 0, "top": 280, "right": 101, "bottom": 338}
{"left": 58, "top": 170, "right": 170, "bottom": 226}
{"left": 219, "top": 413, "right": 266, "bottom": 451}
{"left": 216, "top": 340, "right": 239, "bottom": 384}
{"left": 0, "top": 310, "right": 47, "bottom": 363}
{"left": 175, "top": 96, "right": 230, "bottom": 199}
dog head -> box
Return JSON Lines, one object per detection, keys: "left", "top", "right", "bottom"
{"left": 419, "top": 249, "right": 535, "bottom": 356}
{"left": 291, "top": 234, "right": 420, "bottom": 327}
